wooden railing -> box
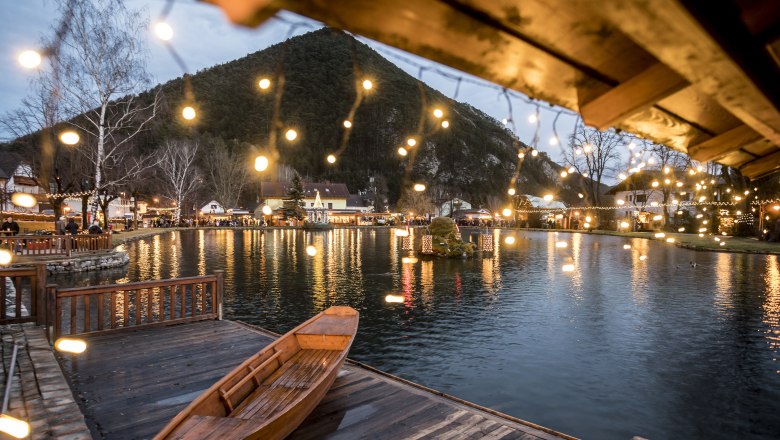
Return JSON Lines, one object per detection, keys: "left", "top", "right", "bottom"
{"left": 47, "top": 271, "right": 224, "bottom": 340}
{"left": 1, "top": 233, "right": 113, "bottom": 257}
{"left": 0, "top": 265, "right": 47, "bottom": 325}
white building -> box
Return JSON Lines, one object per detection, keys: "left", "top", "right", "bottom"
{"left": 607, "top": 170, "right": 700, "bottom": 228}
{"left": 440, "top": 198, "right": 472, "bottom": 217}
{"left": 0, "top": 153, "right": 43, "bottom": 212}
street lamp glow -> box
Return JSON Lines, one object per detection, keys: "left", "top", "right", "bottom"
{"left": 397, "top": 147, "right": 408, "bottom": 156}
{"left": 182, "top": 106, "right": 196, "bottom": 120}
{"left": 258, "top": 78, "right": 271, "bottom": 89}
{"left": 433, "top": 108, "right": 443, "bottom": 118}
{"left": 18, "top": 50, "right": 42, "bottom": 69}
{"left": 59, "top": 131, "right": 79, "bottom": 145}
{"left": 306, "top": 245, "right": 317, "bottom": 256}
{"left": 508, "top": 188, "right": 516, "bottom": 196}
{"left": 54, "top": 338, "right": 87, "bottom": 354}
{"left": 254, "top": 155, "right": 269, "bottom": 172}
{"left": 0, "top": 414, "right": 30, "bottom": 438}
{"left": 362, "top": 79, "right": 373, "bottom": 90}
{"left": 11, "top": 193, "right": 36, "bottom": 208}
{"left": 343, "top": 120, "right": 352, "bottom": 128}
{"left": 285, "top": 129, "right": 298, "bottom": 141}
{"left": 543, "top": 194, "right": 553, "bottom": 202}
{"left": 154, "top": 22, "right": 173, "bottom": 41}
{"left": 502, "top": 208, "right": 512, "bottom": 217}
{"left": 413, "top": 183, "right": 426, "bottom": 192}
{"left": 0, "top": 250, "right": 11, "bottom": 266}
{"left": 326, "top": 154, "right": 336, "bottom": 164}
{"left": 261, "top": 205, "right": 272, "bottom": 216}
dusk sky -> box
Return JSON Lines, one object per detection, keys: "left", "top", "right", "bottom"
{"left": 1, "top": 0, "right": 579, "bottom": 161}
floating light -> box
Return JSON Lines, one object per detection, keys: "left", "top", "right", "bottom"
{"left": 154, "top": 22, "right": 173, "bottom": 40}
{"left": 433, "top": 108, "right": 444, "bottom": 118}
{"left": 54, "top": 338, "right": 87, "bottom": 354}
{"left": 583, "top": 144, "right": 593, "bottom": 153}
{"left": 618, "top": 173, "right": 627, "bottom": 180}
{"left": 285, "top": 129, "right": 298, "bottom": 141}
{"left": 398, "top": 147, "right": 408, "bottom": 156}
{"left": 326, "top": 154, "right": 336, "bottom": 164}
{"left": 504, "top": 236, "right": 516, "bottom": 245}
{"left": 385, "top": 295, "right": 404, "bottom": 303}
{"left": 502, "top": 208, "right": 512, "bottom": 217}
{"left": 406, "top": 138, "right": 417, "bottom": 147}
{"left": 11, "top": 193, "right": 36, "bottom": 208}
{"left": 543, "top": 194, "right": 553, "bottom": 202}
{"left": 502, "top": 118, "right": 508, "bottom": 125}
{"left": 181, "top": 106, "right": 196, "bottom": 120}
{"left": 254, "top": 155, "right": 269, "bottom": 172}
{"left": 18, "top": 50, "right": 41, "bottom": 69}
{"left": 719, "top": 242, "right": 725, "bottom": 246}
{"left": 362, "top": 79, "right": 373, "bottom": 90}
{"left": 648, "top": 157, "right": 656, "bottom": 165}
{"left": 508, "top": 188, "right": 516, "bottom": 196}
{"left": 568, "top": 167, "right": 576, "bottom": 173}
{"left": 258, "top": 78, "right": 271, "bottom": 90}
{"left": 562, "top": 264, "right": 575, "bottom": 272}
{"left": 261, "top": 205, "right": 272, "bottom": 216}
{"left": 575, "top": 148, "right": 583, "bottom": 155}
{"left": 555, "top": 241, "right": 567, "bottom": 248}
{"left": 0, "top": 250, "right": 11, "bottom": 266}
{"left": 306, "top": 245, "right": 317, "bottom": 256}
{"left": 441, "top": 120, "right": 450, "bottom": 128}
{"left": 401, "top": 257, "right": 418, "bottom": 264}
{"left": 623, "top": 244, "right": 631, "bottom": 249}
{"left": 59, "top": 131, "right": 79, "bottom": 145}
{"left": 663, "top": 167, "right": 671, "bottom": 174}
{"left": 585, "top": 216, "right": 592, "bottom": 223}
{"left": 413, "top": 183, "right": 426, "bottom": 192}
{"left": 0, "top": 414, "right": 30, "bottom": 438}
{"left": 627, "top": 142, "right": 636, "bottom": 150}
{"left": 531, "top": 149, "right": 539, "bottom": 157}
{"left": 343, "top": 120, "right": 352, "bottom": 128}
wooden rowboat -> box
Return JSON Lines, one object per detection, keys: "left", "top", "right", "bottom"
{"left": 154, "top": 306, "right": 359, "bottom": 440}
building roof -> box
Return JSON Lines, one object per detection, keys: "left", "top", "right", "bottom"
{"left": 524, "top": 195, "right": 567, "bottom": 210}
{"left": 260, "top": 181, "right": 350, "bottom": 199}
{"left": 210, "top": 1, "right": 780, "bottom": 179}
{"left": 0, "top": 152, "right": 24, "bottom": 180}
{"left": 347, "top": 194, "right": 365, "bottom": 207}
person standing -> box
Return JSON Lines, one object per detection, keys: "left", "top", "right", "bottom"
{"left": 55, "top": 216, "right": 67, "bottom": 235}
{"left": 65, "top": 218, "right": 79, "bottom": 235}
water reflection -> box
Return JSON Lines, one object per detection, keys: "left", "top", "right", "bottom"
{"left": 55, "top": 229, "right": 780, "bottom": 440}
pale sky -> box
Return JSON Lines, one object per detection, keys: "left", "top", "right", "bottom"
{"left": 0, "top": 0, "right": 578, "bottom": 161}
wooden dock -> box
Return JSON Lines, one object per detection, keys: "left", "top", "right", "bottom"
{"left": 58, "top": 320, "right": 574, "bottom": 440}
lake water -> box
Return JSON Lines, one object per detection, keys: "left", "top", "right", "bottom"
{"left": 56, "top": 228, "right": 780, "bottom": 439}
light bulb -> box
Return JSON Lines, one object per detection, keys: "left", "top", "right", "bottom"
{"left": 18, "top": 50, "right": 42, "bottom": 69}
{"left": 326, "top": 154, "right": 336, "bottom": 164}
{"left": 441, "top": 120, "right": 449, "bottom": 128}
{"left": 182, "top": 106, "right": 196, "bottom": 120}
{"left": 258, "top": 78, "right": 271, "bottom": 89}
{"left": 406, "top": 138, "right": 416, "bottom": 147}
{"left": 531, "top": 149, "right": 539, "bottom": 157}
{"left": 362, "top": 79, "right": 373, "bottom": 90}
{"left": 254, "top": 155, "right": 268, "bottom": 172}
{"left": 433, "top": 108, "right": 443, "bottom": 118}
{"left": 343, "top": 120, "right": 352, "bottom": 128}
{"left": 60, "top": 131, "right": 80, "bottom": 145}
{"left": 413, "top": 183, "right": 426, "bottom": 192}
{"left": 508, "top": 188, "right": 516, "bottom": 196}
{"left": 262, "top": 205, "right": 272, "bottom": 216}
{"left": 154, "top": 22, "right": 173, "bottom": 41}
{"left": 285, "top": 129, "right": 298, "bottom": 141}
{"left": 398, "top": 147, "right": 408, "bottom": 156}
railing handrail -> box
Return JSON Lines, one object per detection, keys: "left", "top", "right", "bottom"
{"left": 5, "top": 232, "right": 112, "bottom": 239}
{"left": 0, "top": 268, "right": 37, "bottom": 277}
{"left": 55, "top": 274, "right": 218, "bottom": 298}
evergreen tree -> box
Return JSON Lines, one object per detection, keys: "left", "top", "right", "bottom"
{"left": 287, "top": 174, "right": 305, "bottom": 207}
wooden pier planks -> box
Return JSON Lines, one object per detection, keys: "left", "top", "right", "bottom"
{"left": 58, "top": 319, "right": 572, "bottom": 440}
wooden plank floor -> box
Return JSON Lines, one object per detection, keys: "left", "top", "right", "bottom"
{"left": 58, "top": 320, "right": 573, "bottom": 440}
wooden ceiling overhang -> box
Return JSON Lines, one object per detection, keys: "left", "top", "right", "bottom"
{"left": 205, "top": 0, "right": 780, "bottom": 179}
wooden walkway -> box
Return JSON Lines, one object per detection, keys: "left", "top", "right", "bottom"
{"left": 58, "top": 320, "right": 574, "bottom": 440}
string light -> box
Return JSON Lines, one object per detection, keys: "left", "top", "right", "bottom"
{"left": 258, "top": 78, "right": 271, "bottom": 89}
{"left": 262, "top": 205, "right": 272, "bottom": 215}
{"left": 181, "top": 106, "right": 196, "bottom": 120}
{"left": 285, "top": 129, "right": 298, "bottom": 141}
{"left": 254, "top": 155, "right": 269, "bottom": 172}
{"left": 441, "top": 120, "right": 449, "bottom": 128}
{"left": 406, "top": 138, "right": 417, "bottom": 147}
{"left": 154, "top": 22, "right": 173, "bottom": 40}
{"left": 0, "top": 250, "right": 11, "bottom": 266}
{"left": 362, "top": 79, "right": 373, "bottom": 90}
{"left": 508, "top": 188, "right": 516, "bottom": 196}
{"left": 59, "top": 131, "right": 79, "bottom": 145}
{"left": 398, "top": 147, "right": 408, "bottom": 156}
{"left": 18, "top": 50, "right": 42, "bottom": 68}
{"left": 326, "top": 154, "right": 336, "bottom": 164}
{"left": 433, "top": 108, "right": 443, "bottom": 118}
{"left": 11, "top": 193, "right": 36, "bottom": 208}
{"left": 413, "top": 183, "right": 426, "bottom": 192}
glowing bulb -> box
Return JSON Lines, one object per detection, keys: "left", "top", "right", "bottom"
{"left": 663, "top": 167, "right": 671, "bottom": 174}
{"left": 560, "top": 171, "right": 568, "bottom": 178}
{"left": 11, "top": 193, "right": 36, "bottom": 208}
{"left": 528, "top": 114, "right": 538, "bottom": 123}
{"left": 362, "top": 79, "right": 373, "bottom": 90}
{"left": 654, "top": 232, "right": 665, "bottom": 238}
{"left": 326, "top": 154, "right": 336, "bottom": 164}
{"left": 585, "top": 216, "right": 592, "bottom": 222}
{"left": 54, "top": 338, "right": 87, "bottom": 354}
{"left": 441, "top": 120, "right": 450, "bottom": 128}
{"left": 258, "top": 78, "right": 271, "bottom": 89}
{"left": 583, "top": 144, "right": 593, "bottom": 153}
{"left": 343, "top": 120, "right": 352, "bottom": 128}
{"left": 18, "top": 50, "right": 42, "bottom": 69}
{"left": 619, "top": 173, "right": 627, "bottom": 180}
{"left": 508, "top": 188, "right": 516, "bottom": 196}
{"left": 154, "top": 22, "right": 173, "bottom": 41}
{"left": 678, "top": 227, "right": 685, "bottom": 232}
{"left": 627, "top": 142, "right": 636, "bottom": 150}
{"left": 518, "top": 152, "right": 525, "bottom": 158}
{"left": 0, "top": 414, "right": 30, "bottom": 438}
{"left": 562, "top": 264, "right": 575, "bottom": 272}
{"left": 504, "top": 236, "right": 516, "bottom": 245}
{"left": 666, "top": 238, "right": 675, "bottom": 243}
{"left": 555, "top": 241, "right": 567, "bottom": 248}
{"left": 583, "top": 222, "right": 591, "bottom": 228}
{"left": 407, "top": 138, "right": 417, "bottom": 147}
{"left": 502, "top": 208, "right": 512, "bottom": 217}
{"left": 0, "top": 250, "right": 11, "bottom": 265}
{"left": 620, "top": 221, "right": 630, "bottom": 229}
{"left": 623, "top": 244, "right": 631, "bottom": 249}
{"left": 254, "top": 155, "right": 269, "bottom": 172}
{"left": 616, "top": 199, "right": 625, "bottom": 205}
{"left": 306, "top": 245, "right": 317, "bottom": 256}
{"left": 676, "top": 181, "right": 683, "bottom": 187}
{"left": 578, "top": 193, "right": 584, "bottom": 199}
{"left": 385, "top": 294, "right": 404, "bottom": 303}
{"left": 413, "top": 183, "right": 426, "bottom": 192}
{"left": 398, "top": 147, "right": 408, "bottom": 156}
{"left": 568, "top": 167, "right": 575, "bottom": 173}
{"left": 549, "top": 137, "right": 559, "bottom": 146}
{"left": 543, "top": 194, "right": 553, "bottom": 202}
{"left": 285, "top": 129, "right": 298, "bottom": 141}
{"left": 59, "top": 131, "right": 79, "bottom": 145}
{"left": 261, "top": 205, "right": 272, "bottom": 216}
{"left": 402, "top": 257, "right": 418, "bottom": 264}
{"left": 651, "top": 181, "right": 659, "bottom": 188}
{"left": 433, "top": 108, "right": 443, "bottom": 118}
{"left": 773, "top": 205, "right": 780, "bottom": 211}
{"left": 531, "top": 149, "right": 539, "bottom": 157}
{"left": 181, "top": 106, "right": 196, "bottom": 120}
{"left": 639, "top": 255, "right": 647, "bottom": 261}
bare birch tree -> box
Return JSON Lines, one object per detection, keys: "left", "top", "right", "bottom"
{"left": 53, "top": 0, "right": 158, "bottom": 222}
{"left": 207, "top": 141, "right": 251, "bottom": 212}
{"left": 157, "top": 140, "right": 201, "bottom": 222}
{"left": 562, "top": 124, "right": 622, "bottom": 210}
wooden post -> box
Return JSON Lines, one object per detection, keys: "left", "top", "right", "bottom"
{"left": 65, "top": 235, "right": 72, "bottom": 257}
{"left": 107, "top": 232, "right": 113, "bottom": 248}
{"left": 34, "top": 263, "right": 47, "bottom": 326}
{"left": 45, "top": 284, "right": 58, "bottom": 344}
{"left": 214, "top": 270, "right": 224, "bottom": 320}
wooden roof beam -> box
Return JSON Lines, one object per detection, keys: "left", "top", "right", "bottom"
{"left": 580, "top": 63, "right": 688, "bottom": 130}
{"left": 739, "top": 150, "right": 780, "bottom": 177}
{"left": 687, "top": 124, "right": 764, "bottom": 162}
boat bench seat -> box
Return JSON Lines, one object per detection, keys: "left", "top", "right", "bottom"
{"left": 230, "top": 349, "right": 341, "bottom": 420}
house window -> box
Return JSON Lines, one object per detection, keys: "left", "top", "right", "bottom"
{"left": 628, "top": 194, "right": 634, "bottom": 202}
{"left": 635, "top": 194, "right": 647, "bottom": 203}
{"left": 311, "top": 203, "right": 314, "bottom": 207}
{"left": 328, "top": 203, "right": 333, "bottom": 209}
{"left": 211, "top": 204, "right": 217, "bottom": 210}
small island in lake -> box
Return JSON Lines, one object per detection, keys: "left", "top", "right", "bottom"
{"left": 420, "top": 217, "right": 476, "bottom": 258}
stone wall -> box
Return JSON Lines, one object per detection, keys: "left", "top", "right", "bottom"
{"left": 45, "top": 251, "right": 129, "bottom": 273}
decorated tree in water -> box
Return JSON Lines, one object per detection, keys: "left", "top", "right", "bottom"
{"left": 425, "top": 217, "right": 475, "bottom": 258}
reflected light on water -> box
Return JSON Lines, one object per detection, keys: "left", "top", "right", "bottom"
{"left": 385, "top": 294, "right": 404, "bottom": 303}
